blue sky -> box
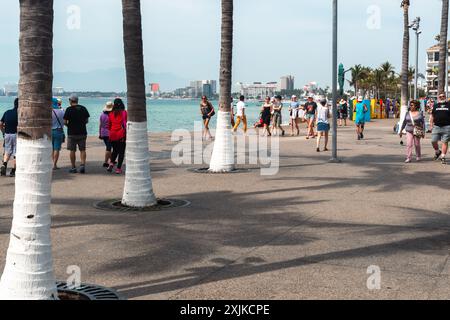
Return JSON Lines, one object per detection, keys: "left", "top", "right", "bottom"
{"left": 0, "top": 0, "right": 445, "bottom": 91}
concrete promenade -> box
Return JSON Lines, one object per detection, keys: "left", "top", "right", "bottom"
{"left": 0, "top": 118, "right": 449, "bottom": 300}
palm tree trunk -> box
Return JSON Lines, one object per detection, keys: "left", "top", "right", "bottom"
{"left": 400, "top": 1, "right": 410, "bottom": 131}
{"left": 209, "top": 0, "right": 235, "bottom": 172}
{"left": 0, "top": 0, "right": 57, "bottom": 300}
{"left": 121, "top": 0, "right": 156, "bottom": 207}
{"left": 438, "top": 0, "right": 449, "bottom": 94}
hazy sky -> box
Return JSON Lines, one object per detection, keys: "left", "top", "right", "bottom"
{"left": 0, "top": 0, "right": 445, "bottom": 90}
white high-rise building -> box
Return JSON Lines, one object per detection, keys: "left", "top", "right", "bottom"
{"left": 280, "top": 75, "right": 295, "bottom": 91}
{"left": 189, "top": 80, "right": 217, "bottom": 97}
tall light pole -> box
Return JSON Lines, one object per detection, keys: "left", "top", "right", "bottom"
{"left": 411, "top": 17, "right": 421, "bottom": 100}
{"left": 330, "top": 0, "right": 340, "bottom": 163}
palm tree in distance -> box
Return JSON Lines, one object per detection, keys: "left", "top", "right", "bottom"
{"left": 380, "top": 62, "right": 395, "bottom": 99}
{"left": 438, "top": 0, "right": 449, "bottom": 94}
{"left": 121, "top": 0, "right": 157, "bottom": 207}
{"left": 209, "top": 0, "right": 235, "bottom": 173}
{"left": 0, "top": 0, "right": 58, "bottom": 299}
{"left": 349, "top": 64, "right": 366, "bottom": 96}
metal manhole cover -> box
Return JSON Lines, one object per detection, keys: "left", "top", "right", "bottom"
{"left": 188, "top": 167, "right": 251, "bottom": 174}
{"left": 94, "top": 198, "right": 190, "bottom": 212}
{"left": 56, "top": 281, "right": 123, "bottom": 300}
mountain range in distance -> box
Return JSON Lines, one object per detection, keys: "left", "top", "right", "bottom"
{"left": 1, "top": 68, "right": 191, "bottom": 92}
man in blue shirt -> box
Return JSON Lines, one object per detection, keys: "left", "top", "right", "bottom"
{"left": 0, "top": 98, "right": 19, "bottom": 177}
{"left": 353, "top": 96, "right": 368, "bottom": 140}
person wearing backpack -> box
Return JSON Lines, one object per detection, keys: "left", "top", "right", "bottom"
{"left": 107, "top": 98, "right": 127, "bottom": 174}
{"left": 51, "top": 97, "right": 65, "bottom": 170}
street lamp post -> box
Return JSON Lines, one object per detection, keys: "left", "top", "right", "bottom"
{"left": 411, "top": 17, "right": 421, "bottom": 100}
{"left": 330, "top": 0, "right": 340, "bottom": 163}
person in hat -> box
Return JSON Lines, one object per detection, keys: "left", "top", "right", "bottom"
{"left": 337, "top": 98, "right": 348, "bottom": 127}
{"left": 353, "top": 96, "right": 368, "bottom": 140}
{"left": 51, "top": 97, "right": 66, "bottom": 170}
{"left": 99, "top": 101, "right": 113, "bottom": 168}
{"left": 288, "top": 95, "right": 300, "bottom": 136}
{"left": 64, "top": 94, "right": 90, "bottom": 173}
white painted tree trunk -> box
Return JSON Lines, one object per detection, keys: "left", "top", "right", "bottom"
{"left": 0, "top": 137, "right": 57, "bottom": 300}
{"left": 122, "top": 121, "right": 157, "bottom": 207}
{"left": 209, "top": 110, "right": 235, "bottom": 172}
{"left": 398, "top": 105, "right": 408, "bottom": 134}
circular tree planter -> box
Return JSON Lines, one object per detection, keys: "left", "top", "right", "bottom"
{"left": 188, "top": 167, "right": 251, "bottom": 174}
{"left": 94, "top": 198, "right": 191, "bottom": 212}
{"left": 56, "top": 281, "right": 123, "bottom": 300}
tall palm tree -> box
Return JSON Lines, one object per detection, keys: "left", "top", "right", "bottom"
{"left": 209, "top": 0, "right": 235, "bottom": 172}
{"left": 380, "top": 62, "right": 395, "bottom": 99}
{"left": 121, "top": 0, "right": 157, "bottom": 207}
{"left": 0, "top": 0, "right": 57, "bottom": 299}
{"left": 373, "top": 69, "right": 385, "bottom": 99}
{"left": 438, "top": 0, "right": 449, "bottom": 94}
{"left": 400, "top": 0, "right": 410, "bottom": 126}
{"left": 349, "top": 64, "right": 365, "bottom": 96}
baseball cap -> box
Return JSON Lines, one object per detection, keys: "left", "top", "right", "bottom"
{"left": 69, "top": 94, "right": 79, "bottom": 103}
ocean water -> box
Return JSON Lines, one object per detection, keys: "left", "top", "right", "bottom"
{"left": 0, "top": 96, "right": 292, "bottom": 135}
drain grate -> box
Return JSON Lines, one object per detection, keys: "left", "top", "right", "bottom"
{"left": 56, "top": 281, "right": 123, "bottom": 300}
{"left": 94, "top": 198, "right": 190, "bottom": 212}
{"left": 188, "top": 167, "right": 251, "bottom": 174}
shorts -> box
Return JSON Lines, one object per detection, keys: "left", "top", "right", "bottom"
{"left": 317, "top": 122, "right": 330, "bottom": 132}
{"left": 305, "top": 113, "right": 315, "bottom": 121}
{"left": 338, "top": 112, "right": 348, "bottom": 119}
{"left": 273, "top": 112, "right": 282, "bottom": 126}
{"left": 202, "top": 115, "right": 211, "bottom": 121}
{"left": 431, "top": 125, "right": 450, "bottom": 143}
{"left": 290, "top": 109, "right": 299, "bottom": 120}
{"left": 4, "top": 133, "right": 17, "bottom": 157}
{"left": 52, "top": 129, "right": 64, "bottom": 151}
{"left": 355, "top": 117, "right": 365, "bottom": 126}
{"left": 67, "top": 135, "right": 87, "bottom": 152}
{"left": 101, "top": 136, "right": 112, "bottom": 152}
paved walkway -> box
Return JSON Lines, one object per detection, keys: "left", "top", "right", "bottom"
{"left": 0, "top": 118, "right": 449, "bottom": 300}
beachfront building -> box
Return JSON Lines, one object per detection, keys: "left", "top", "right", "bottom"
{"left": 426, "top": 42, "right": 450, "bottom": 97}
{"left": 190, "top": 80, "right": 217, "bottom": 98}
{"left": 52, "top": 87, "right": 64, "bottom": 95}
{"left": 148, "top": 83, "right": 161, "bottom": 97}
{"left": 280, "top": 75, "right": 295, "bottom": 91}
{"left": 237, "top": 82, "right": 278, "bottom": 99}
{"left": 3, "top": 83, "right": 18, "bottom": 96}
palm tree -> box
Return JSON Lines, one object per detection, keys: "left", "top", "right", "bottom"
{"left": 373, "top": 69, "right": 385, "bottom": 99}
{"left": 0, "top": 0, "right": 57, "bottom": 299}
{"left": 121, "top": 0, "right": 157, "bottom": 207}
{"left": 349, "top": 64, "right": 365, "bottom": 96}
{"left": 400, "top": 0, "right": 410, "bottom": 125}
{"left": 209, "top": 0, "right": 235, "bottom": 173}
{"left": 380, "top": 62, "right": 395, "bottom": 98}
{"left": 438, "top": 0, "right": 449, "bottom": 94}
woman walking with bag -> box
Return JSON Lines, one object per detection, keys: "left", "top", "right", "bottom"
{"left": 200, "top": 95, "right": 215, "bottom": 140}
{"left": 400, "top": 100, "right": 425, "bottom": 163}
{"left": 107, "top": 98, "right": 127, "bottom": 174}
